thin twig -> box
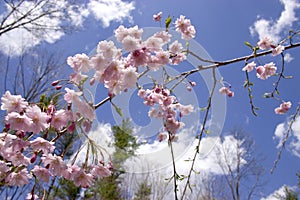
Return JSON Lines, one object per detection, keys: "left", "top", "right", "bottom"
{"left": 181, "top": 67, "right": 217, "bottom": 199}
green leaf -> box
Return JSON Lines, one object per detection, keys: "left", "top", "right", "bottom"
{"left": 111, "top": 102, "right": 123, "bottom": 117}
{"left": 243, "top": 81, "right": 248, "bottom": 88}
{"left": 284, "top": 75, "right": 293, "bottom": 79}
{"left": 165, "top": 15, "right": 172, "bottom": 31}
{"left": 204, "top": 129, "right": 210, "bottom": 134}
{"left": 244, "top": 41, "right": 253, "bottom": 49}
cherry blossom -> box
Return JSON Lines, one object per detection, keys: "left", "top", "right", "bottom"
{"left": 257, "top": 36, "right": 274, "bottom": 50}
{"left": 41, "top": 154, "right": 67, "bottom": 176}
{"left": 256, "top": 62, "right": 277, "bottom": 80}
{"left": 272, "top": 45, "right": 285, "bottom": 56}
{"left": 274, "top": 101, "right": 292, "bottom": 114}
{"left": 26, "top": 105, "right": 49, "bottom": 134}
{"left": 5, "top": 112, "right": 32, "bottom": 132}
{"left": 50, "top": 109, "right": 70, "bottom": 130}
{"left": 175, "top": 15, "right": 196, "bottom": 40}
{"left": 69, "top": 165, "right": 94, "bottom": 188}
{"left": 30, "top": 137, "right": 55, "bottom": 154}
{"left": 5, "top": 169, "right": 32, "bottom": 187}
{"left": 91, "top": 164, "right": 112, "bottom": 178}
{"left": 67, "top": 53, "right": 91, "bottom": 73}
{"left": 31, "top": 166, "right": 51, "bottom": 182}
{"left": 219, "top": 86, "right": 234, "bottom": 97}
{"left": 1, "top": 91, "right": 28, "bottom": 113}
{"left": 242, "top": 61, "right": 256, "bottom": 72}
{"left": 153, "top": 11, "right": 162, "bottom": 21}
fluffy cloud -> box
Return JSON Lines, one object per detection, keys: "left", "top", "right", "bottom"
{"left": 261, "top": 185, "right": 297, "bottom": 200}
{"left": 274, "top": 116, "right": 300, "bottom": 157}
{"left": 88, "top": 0, "right": 135, "bottom": 28}
{"left": 250, "top": 0, "right": 300, "bottom": 42}
{"left": 0, "top": 0, "right": 135, "bottom": 56}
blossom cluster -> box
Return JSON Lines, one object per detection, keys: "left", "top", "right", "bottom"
{"left": 0, "top": 91, "right": 111, "bottom": 195}
{"left": 67, "top": 20, "right": 191, "bottom": 97}
{"left": 0, "top": 13, "right": 197, "bottom": 194}
{"left": 138, "top": 87, "right": 194, "bottom": 139}
{"left": 240, "top": 37, "right": 291, "bottom": 115}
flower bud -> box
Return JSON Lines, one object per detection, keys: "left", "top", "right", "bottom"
{"left": 51, "top": 80, "right": 60, "bottom": 86}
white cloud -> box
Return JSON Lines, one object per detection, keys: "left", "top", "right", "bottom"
{"left": 274, "top": 116, "right": 300, "bottom": 157}
{"left": 88, "top": 0, "right": 135, "bottom": 28}
{"left": 261, "top": 185, "right": 297, "bottom": 200}
{"left": 0, "top": 0, "right": 135, "bottom": 56}
{"left": 250, "top": 0, "right": 300, "bottom": 42}
{"left": 284, "top": 52, "right": 294, "bottom": 62}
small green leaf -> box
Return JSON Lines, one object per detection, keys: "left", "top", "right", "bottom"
{"left": 243, "top": 81, "right": 248, "bottom": 88}
{"left": 165, "top": 15, "right": 172, "bottom": 31}
{"left": 111, "top": 102, "right": 123, "bottom": 117}
{"left": 244, "top": 41, "right": 253, "bottom": 49}
{"left": 284, "top": 75, "right": 293, "bottom": 79}
{"left": 204, "top": 129, "right": 210, "bottom": 134}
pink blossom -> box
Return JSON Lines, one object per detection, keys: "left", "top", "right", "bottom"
{"left": 121, "top": 66, "right": 138, "bottom": 89}
{"left": 1, "top": 91, "right": 28, "bottom": 113}
{"left": 257, "top": 36, "right": 273, "bottom": 50}
{"left": 169, "top": 40, "right": 183, "bottom": 55}
{"left": 115, "top": 25, "right": 143, "bottom": 43}
{"left": 127, "top": 48, "right": 151, "bottom": 68}
{"left": 144, "top": 36, "right": 163, "bottom": 51}
{"left": 153, "top": 31, "right": 171, "bottom": 44}
{"left": 0, "top": 161, "right": 10, "bottom": 179}
{"left": 31, "top": 166, "right": 51, "bottom": 182}
{"left": 26, "top": 105, "right": 49, "bottom": 134}
{"left": 138, "top": 89, "right": 147, "bottom": 98}
{"left": 67, "top": 53, "right": 90, "bottom": 73}
{"left": 42, "top": 154, "right": 67, "bottom": 176}
{"left": 5, "top": 112, "right": 32, "bottom": 132}
{"left": 242, "top": 61, "right": 256, "bottom": 72}
{"left": 157, "top": 132, "right": 167, "bottom": 142}
{"left": 122, "top": 36, "right": 141, "bottom": 51}
{"left": 70, "top": 72, "right": 88, "bottom": 85}
{"left": 219, "top": 86, "right": 234, "bottom": 97}
{"left": 6, "top": 169, "right": 32, "bottom": 186}
{"left": 153, "top": 11, "right": 162, "bottom": 21}
{"left": 50, "top": 109, "right": 70, "bottom": 130}
{"left": 69, "top": 165, "right": 94, "bottom": 188}
{"left": 91, "top": 164, "right": 112, "bottom": 179}
{"left": 256, "top": 62, "right": 277, "bottom": 80}
{"left": 64, "top": 88, "right": 82, "bottom": 104}
{"left": 8, "top": 152, "right": 30, "bottom": 166}
{"left": 175, "top": 15, "right": 196, "bottom": 40}
{"left": 97, "top": 40, "right": 120, "bottom": 59}
{"left": 274, "top": 101, "right": 292, "bottom": 114}
{"left": 30, "top": 137, "right": 55, "bottom": 154}
{"left": 272, "top": 45, "right": 285, "bottom": 56}
{"left": 72, "top": 97, "right": 95, "bottom": 121}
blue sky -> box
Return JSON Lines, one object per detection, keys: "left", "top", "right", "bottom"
{"left": 1, "top": 0, "right": 300, "bottom": 199}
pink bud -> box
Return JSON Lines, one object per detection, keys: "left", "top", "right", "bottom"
{"left": 30, "top": 153, "right": 37, "bottom": 163}
{"left": 90, "top": 78, "right": 95, "bottom": 86}
{"left": 51, "top": 80, "right": 60, "bottom": 86}
{"left": 190, "top": 81, "right": 196, "bottom": 87}
{"left": 55, "top": 85, "right": 62, "bottom": 90}
{"left": 227, "top": 91, "right": 234, "bottom": 97}
{"left": 256, "top": 66, "right": 265, "bottom": 75}
{"left": 186, "top": 86, "right": 192, "bottom": 92}
{"left": 67, "top": 122, "right": 76, "bottom": 133}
